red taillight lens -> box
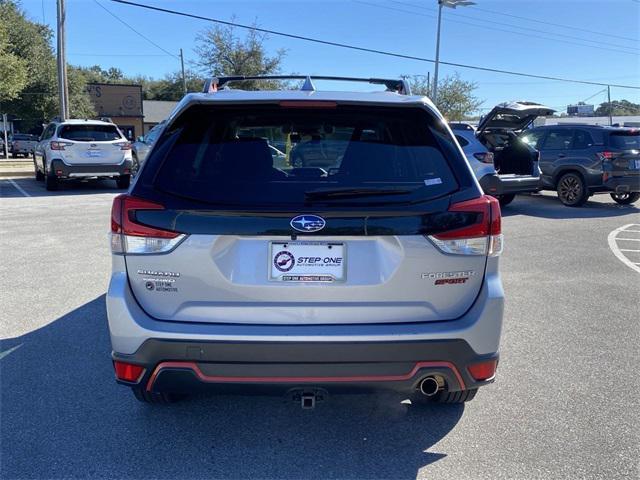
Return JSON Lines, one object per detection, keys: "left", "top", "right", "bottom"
{"left": 116, "top": 141, "right": 132, "bottom": 150}
{"left": 113, "top": 361, "right": 145, "bottom": 382}
{"left": 468, "top": 359, "right": 498, "bottom": 381}
{"left": 50, "top": 141, "right": 72, "bottom": 150}
{"left": 111, "top": 194, "right": 179, "bottom": 238}
{"left": 598, "top": 151, "right": 615, "bottom": 160}
{"left": 110, "top": 195, "right": 184, "bottom": 254}
{"left": 428, "top": 195, "right": 502, "bottom": 256}
{"left": 473, "top": 152, "right": 495, "bottom": 164}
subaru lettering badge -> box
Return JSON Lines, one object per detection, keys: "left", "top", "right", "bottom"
{"left": 290, "top": 215, "right": 326, "bottom": 233}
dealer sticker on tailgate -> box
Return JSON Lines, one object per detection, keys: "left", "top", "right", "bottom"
{"left": 270, "top": 241, "right": 346, "bottom": 282}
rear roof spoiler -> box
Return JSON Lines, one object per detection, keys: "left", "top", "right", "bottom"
{"left": 202, "top": 75, "right": 412, "bottom": 95}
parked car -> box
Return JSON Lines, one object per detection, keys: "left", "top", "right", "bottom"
{"left": 132, "top": 122, "right": 164, "bottom": 175}
{"left": 34, "top": 119, "right": 133, "bottom": 191}
{"left": 520, "top": 125, "right": 640, "bottom": 206}
{"left": 451, "top": 101, "right": 555, "bottom": 206}
{"left": 108, "top": 75, "right": 504, "bottom": 406}
{"left": 10, "top": 133, "right": 38, "bottom": 157}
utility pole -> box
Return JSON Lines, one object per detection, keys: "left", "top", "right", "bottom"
{"left": 433, "top": 2, "right": 443, "bottom": 103}
{"left": 607, "top": 85, "right": 613, "bottom": 126}
{"left": 180, "top": 48, "right": 187, "bottom": 95}
{"left": 2, "top": 114, "right": 8, "bottom": 159}
{"left": 56, "top": 0, "right": 69, "bottom": 120}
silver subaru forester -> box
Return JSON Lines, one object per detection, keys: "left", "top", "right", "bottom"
{"left": 107, "top": 76, "right": 504, "bottom": 407}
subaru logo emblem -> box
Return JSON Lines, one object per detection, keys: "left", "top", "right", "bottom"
{"left": 290, "top": 215, "right": 326, "bottom": 233}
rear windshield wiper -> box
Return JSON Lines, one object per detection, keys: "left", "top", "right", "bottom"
{"left": 304, "top": 186, "right": 415, "bottom": 200}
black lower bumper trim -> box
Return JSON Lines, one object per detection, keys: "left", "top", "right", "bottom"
{"left": 50, "top": 159, "right": 132, "bottom": 178}
{"left": 480, "top": 173, "right": 541, "bottom": 195}
{"left": 113, "top": 339, "right": 498, "bottom": 395}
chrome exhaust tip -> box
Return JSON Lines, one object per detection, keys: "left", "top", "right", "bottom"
{"left": 419, "top": 376, "right": 440, "bottom": 396}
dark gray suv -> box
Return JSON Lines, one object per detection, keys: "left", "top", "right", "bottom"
{"left": 521, "top": 125, "right": 640, "bottom": 206}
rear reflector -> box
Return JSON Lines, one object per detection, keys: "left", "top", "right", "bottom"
{"left": 427, "top": 195, "right": 503, "bottom": 256}
{"left": 113, "top": 361, "right": 145, "bottom": 382}
{"left": 110, "top": 194, "right": 185, "bottom": 254}
{"left": 468, "top": 359, "right": 498, "bottom": 381}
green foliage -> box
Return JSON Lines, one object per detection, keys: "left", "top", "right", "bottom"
{"left": 0, "top": 18, "right": 28, "bottom": 101}
{"left": 404, "top": 73, "right": 483, "bottom": 120}
{"left": 595, "top": 100, "right": 640, "bottom": 116}
{"left": 195, "top": 22, "right": 286, "bottom": 90}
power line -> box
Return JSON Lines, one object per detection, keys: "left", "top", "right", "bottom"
{"left": 400, "top": 0, "right": 639, "bottom": 42}
{"left": 356, "top": 1, "right": 637, "bottom": 56}
{"left": 93, "top": 0, "right": 179, "bottom": 59}
{"left": 109, "top": 0, "right": 640, "bottom": 90}
{"left": 389, "top": 0, "right": 636, "bottom": 52}
{"left": 69, "top": 52, "right": 173, "bottom": 57}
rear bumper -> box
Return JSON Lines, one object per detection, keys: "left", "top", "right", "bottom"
{"left": 603, "top": 175, "right": 640, "bottom": 194}
{"left": 113, "top": 339, "right": 498, "bottom": 394}
{"left": 50, "top": 158, "right": 132, "bottom": 178}
{"left": 479, "top": 173, "right": 541, "bottom": 196}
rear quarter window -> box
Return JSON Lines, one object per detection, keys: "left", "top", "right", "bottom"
{"left": 145, "top": 104, "right": 466, "bottom": 208}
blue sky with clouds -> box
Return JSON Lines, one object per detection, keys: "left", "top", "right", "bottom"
{"left": 21, "top": 0, "right": 640, "bottom": 113}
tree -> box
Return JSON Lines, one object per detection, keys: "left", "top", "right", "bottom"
{"left": 0, "top": 1, "right": 94, "bottom": 130}
{"left": 404, "top": 73, "right": 482, "bottom": 120}
{"left": 195, "top": 22, "right": 286, "bottom": 90}
{"left": 0, "top": 19, "right": 27, "bottom": 102}
{"left": 595, "top": 100, "right": 640, "bottom": 116}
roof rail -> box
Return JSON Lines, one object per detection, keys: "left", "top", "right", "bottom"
{"left": 202, "top": 75, "right": 412, "bottom": 95}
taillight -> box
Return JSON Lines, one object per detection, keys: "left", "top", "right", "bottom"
{"left": 598, "top": 151, "right": 615, "bottom": 160}
{"left": 473, "top": 152, "right": 495, "bottom": 164}
{"left": 427, "top": 195, "right": 503, "bottom": 256}
{"left": 113, "top": 361, "right": 145, "bottom": 382}
{"left": 468, "top": 359, "right": 498, "bottom": 381}
{"left": 110, "top": 194, "right": 185, "bottom": 254}
{"left": 115, "top": 141, "right": 132, "bottom": 150}
{"left": 50, "top": 141, "right": 73, "bottom": 150}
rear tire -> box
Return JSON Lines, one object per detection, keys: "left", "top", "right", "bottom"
{"left": 497, "top": 194, "right": 516, "bottom": 206}
{"left": 45, "top": 173, "right": 58, "bottom": 191}
{"left": 116, "top": 174, "right": 131, "bottom": 189}
{"left": 131, "top": 387, "right": 186, "bottom": 404}
{"left": 610, "top": 192, "right": 640, "bottom": 205}
{"left": 131, "top": 154, "right": 140, "bottom": 176}
{"left": 556, "top": 172, "right": 588, "bottom": 207}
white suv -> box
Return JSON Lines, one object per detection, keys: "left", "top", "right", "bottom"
{"left": 34, "top": 119, "right": 133, "bottom": 191}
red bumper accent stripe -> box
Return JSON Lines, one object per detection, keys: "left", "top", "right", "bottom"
{"left": 146, "top": 361, "right": 465, "bottom": 392}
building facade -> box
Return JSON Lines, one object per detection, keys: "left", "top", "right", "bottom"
{"left": 85, "top": 83, "right": 144, "bottom": 140}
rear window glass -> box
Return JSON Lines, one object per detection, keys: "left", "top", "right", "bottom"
{"left": 150, "top": 105, "right": 460, "bottom": 207}
{"left": 13, "top": 134, "right": 37, "bottom": 141}
{"left": 609, "top": 131, "right": 640, "bottom": 149}
{"left": 58, "top": 125, "right": 121, "bottom": 142}
{"left": 455, "top": 135, "right": 469, "bottom": 147}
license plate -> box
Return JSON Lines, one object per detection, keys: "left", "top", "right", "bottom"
{"left": 270, "top": 241, "right": 346, "bottom": 282}
{"left": 86, "top": 149, "right": 102, "bottom": 158}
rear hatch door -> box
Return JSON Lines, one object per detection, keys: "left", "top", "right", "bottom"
{"left": 477, "top": 101, "right": 555, "bottom": 135}
{"left": 123, "top": 102, "right": 490, "bottom": 325}
{"left": 606, "top": 130, "right": 640, "bottom": 177}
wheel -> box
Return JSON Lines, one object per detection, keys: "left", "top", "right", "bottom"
{"left": 610, "top": 192, "right": 640, "bottom": 205}
{"left": 116, "top": 174, "right": 131, "bottom": 189}
{"left": 556, "top": 172, "right": 588, "bottom": 207}
{"left": 497, "top": 194, "right": 516, "bottom": 206}
{"left": 45, "top": 173, "right": 58, "bottom": 191}
{"left": 34, "top": 158, "right": 44, "bottom": 181}
{"left": 131, "top": 387, "right": 186, "bottom": 404}
{"left": 131, "top": 154, "right": 140, "bottom": 176}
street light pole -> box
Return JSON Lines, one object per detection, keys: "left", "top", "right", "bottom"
{"left": 433, "top": 2, "right": 443, "bottom": 103}
{"left": 180, "top": 48, "right": 187, "bottom": 95}
{"left": 56, "top": 0, "right": 69, "bottom": 120}
{"left": 432, "top": 0, "right": 475, "bottom": 104}
{"left": 607, "top": 85, "right": 613, "bottom": 126}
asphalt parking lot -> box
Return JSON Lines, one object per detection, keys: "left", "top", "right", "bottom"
{"left": 1, "top": 176, "right": 639, "bottom": 480}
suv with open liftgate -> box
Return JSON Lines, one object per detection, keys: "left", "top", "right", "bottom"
{"left": 451, "top": 102, "right": 554, "bottom": 206}
{"left": 34, "top": 119, "right": 133, "bottom": 191}
{"left": 107, "top": 76, "right": 504, "bottom": 407}
{"left": 520, "top": 124, "right": 640, "bottom": 206}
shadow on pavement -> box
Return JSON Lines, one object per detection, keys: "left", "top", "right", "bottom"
{"left": 0, "top": 177, "right": 124, "bottom": 198}
{"left": 502, "top": 193, "right": 640, "bottom": 219}
{"left": 1, "top": 297, "right": 463, "bottom": 479}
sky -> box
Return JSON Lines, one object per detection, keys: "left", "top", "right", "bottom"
{"left": 20, "top": 0, "right": 640, "bottom": 113}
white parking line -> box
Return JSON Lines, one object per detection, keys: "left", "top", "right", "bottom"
{"left": 608, "top": 224, "right": 640, "bottom": 274}
{"left": 6, "top": 179, "right": 30, "bottom": 197}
